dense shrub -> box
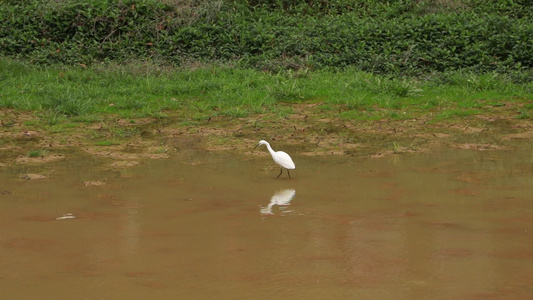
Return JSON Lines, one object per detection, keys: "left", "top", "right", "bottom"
{"left": 0, "top": 0, "right": 531, "bottom": 75}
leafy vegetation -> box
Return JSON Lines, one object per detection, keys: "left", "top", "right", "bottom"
{"left": 1, "top": 0, "right": 531, "bottom": 76}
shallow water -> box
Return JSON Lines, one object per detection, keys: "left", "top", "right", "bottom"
{"left": 1, "top": 144, "right": 532, "bottom": 299}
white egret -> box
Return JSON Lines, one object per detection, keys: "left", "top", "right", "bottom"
{"left": 254, "top": 140, "right": 295, "bottom": 178}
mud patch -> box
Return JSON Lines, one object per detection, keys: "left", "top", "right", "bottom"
{"left": 1, "top": 104, "right": 532, "bottom": 170}
{"left": 21, "top": 173, "right": 47, "bottom": 180}
{"left": 84, "top": 180, "right": 107, "bottom": 187}
{"left": 15, "top": 154, "right": 66, "bottom": 164}
{"left": 451, "top": 143, "right": 510, "bottom": 151}
{"left": 109, "top": 160, "right": 140, "bottom": 169}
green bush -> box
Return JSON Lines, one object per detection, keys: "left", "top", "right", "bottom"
{"left": 0, "top": 0, "right": 531, "bottom": 75}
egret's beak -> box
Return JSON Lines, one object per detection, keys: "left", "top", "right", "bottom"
{"left": 253, "top": 144, "right": 260, "bottom": 151}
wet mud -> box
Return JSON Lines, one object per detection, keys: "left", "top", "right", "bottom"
{"left": 1, "top": 104, "right": 532, "bottom": 172}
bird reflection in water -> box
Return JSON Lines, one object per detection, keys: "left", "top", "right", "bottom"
{"left": 260, "top": 188, "right": 296, "bottom": 215}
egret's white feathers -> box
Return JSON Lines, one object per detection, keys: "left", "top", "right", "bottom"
{"left": 272, "top": 150, "right": 295, "bottom": 169}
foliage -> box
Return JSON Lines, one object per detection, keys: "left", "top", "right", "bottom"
{"left": 0, "top": 0, "right": 531, "bottom": 75}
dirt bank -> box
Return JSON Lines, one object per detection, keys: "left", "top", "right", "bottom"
{"left": 1, "top": 104, "right": 531, "bottom": 171}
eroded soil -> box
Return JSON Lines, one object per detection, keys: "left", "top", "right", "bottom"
{"left": 1, "top": 103, "right": 531, "bottom": 173}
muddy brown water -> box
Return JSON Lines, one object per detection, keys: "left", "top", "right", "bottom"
{"left": 1, "top": 143, "right": 532, "bottom": 299}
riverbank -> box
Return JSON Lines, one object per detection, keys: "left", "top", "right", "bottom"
{"left": 1, "top": 98, "right": 531, "bottom": 170}
{"left": 1, "top": 59, "right": 532, "bottom": 169}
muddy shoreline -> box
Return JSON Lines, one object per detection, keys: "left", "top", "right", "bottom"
{"left": 1, "top": 105, "right": 531, "bottom": 172}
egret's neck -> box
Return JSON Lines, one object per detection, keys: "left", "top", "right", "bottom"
{"left": 265, "top": 143, "right": 275, "bottom": 155}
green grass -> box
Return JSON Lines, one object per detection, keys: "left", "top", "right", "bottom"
{"left": 27, "top": 149, "right": 47, "bottom": 157}
{"left": 95, "top": 140, "right": 121, "bottom": 146}
{"left": 0, "top": 58, "right": 531, "bottom": 124}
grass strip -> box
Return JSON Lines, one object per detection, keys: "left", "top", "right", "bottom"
{"left": 1, "top": 58, "right": 531, "bottom": 125}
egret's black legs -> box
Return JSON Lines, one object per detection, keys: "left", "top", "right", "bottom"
{"left": 276, "top": 168, "right": 291, "bottom": 179}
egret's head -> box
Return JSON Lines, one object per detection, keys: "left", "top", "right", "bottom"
{"left": 253, "top": 140, "right": 268, "bottom": 150}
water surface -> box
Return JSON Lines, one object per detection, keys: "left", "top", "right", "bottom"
{"left": 1, "top": 144, "right": 532, "bottom": 299}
